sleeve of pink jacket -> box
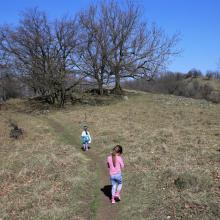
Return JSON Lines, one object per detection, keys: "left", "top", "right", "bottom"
{"left": 107, "top": 157, "right": 110, "bottom": 168}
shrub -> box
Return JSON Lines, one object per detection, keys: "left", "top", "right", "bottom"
{"left": 207, "top": 91, "right": 220, "bottom": 103}
{"left": 199, "top": 84, "right": 213, "bottom": 99}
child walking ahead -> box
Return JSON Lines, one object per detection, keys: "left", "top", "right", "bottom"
{"left": 107, "top": 145, "right": 124, "bottom": 204}
{"left": 81, "top": 126, "right": 92, "bottom": 151}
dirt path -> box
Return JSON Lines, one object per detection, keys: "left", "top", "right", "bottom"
{"left": 46, "top": 117, "right": 117, "bottom": 220}
{"left": 88, "top": 150, "right": 118, "bottom": 220}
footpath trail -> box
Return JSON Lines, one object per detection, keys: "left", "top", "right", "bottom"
{"left": 46, "top": 117, "right": 117, "bottom": 220}
{"left": 87, "top": 149, "right": 118, "bottom": 220}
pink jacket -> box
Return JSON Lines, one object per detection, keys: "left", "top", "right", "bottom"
{"left": 107, "top": 155, "right": 124, "bottom": 176}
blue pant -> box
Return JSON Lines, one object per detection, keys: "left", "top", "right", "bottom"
{"left": 110, "top": 173, "right": 122, "bottom": 197}
{"left": 83, "top": 141, "right": 89, "bottom": 150}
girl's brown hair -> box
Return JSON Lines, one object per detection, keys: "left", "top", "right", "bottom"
{"left": 112, "top": 145, "right": 123, "bottom": 167}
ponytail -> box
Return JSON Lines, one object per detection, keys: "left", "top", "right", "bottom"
{"left": 112, "top": 152, "right": 117, "bottom": 167}
{"left": 111, "top": 145, "right": 123, "bottom": 167}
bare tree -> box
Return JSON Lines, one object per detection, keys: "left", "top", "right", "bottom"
{"left": 77, "top": 6, "right": 110, "bottom": 95}
{"left": 0, "top": 2, "right": 180, "bottom": 101}
{"left": 0, "top": 8, "right": 81, "bottom": 106}
{"left": 100, "top": 0, "right": 180, "bottom": 94}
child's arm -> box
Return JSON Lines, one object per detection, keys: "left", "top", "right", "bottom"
{"left": 81, "top": 131, "right": 85, "bottom": 143}
{"left": 107, "top": 157, "right": 110, "bottom": 168}
{"left": 119, "top": 157, "right": 124, "bottom": 169}
{"left": 88, "top": 132, "right": 92, "bottom": 143}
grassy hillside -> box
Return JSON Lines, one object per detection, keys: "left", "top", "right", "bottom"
{"left": 0, "top": 92, "right": 220, "bottom": 219}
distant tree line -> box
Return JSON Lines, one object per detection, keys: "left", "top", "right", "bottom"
{"left": 123, "top": 68, "right": 220, "bottom": 103}
{"left": 0, "top": 0, "right": 179, "bottom": 106}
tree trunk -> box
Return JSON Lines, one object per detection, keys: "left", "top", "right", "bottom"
{"left": 113, "top": 73, "right": 123, "bottom": 95}
{"left": 59, "top": 90, "right": 65, "bottom": 108}
{"left": 98, "top": 81, "right": 104, "bottom": 96}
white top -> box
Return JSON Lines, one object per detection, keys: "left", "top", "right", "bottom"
{"left": 81, "top": 131, "right": 92, "bottom": 143}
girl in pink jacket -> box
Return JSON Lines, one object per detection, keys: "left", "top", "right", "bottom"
{"left": 107, "top": 145, "right": 124, "bottom": 204}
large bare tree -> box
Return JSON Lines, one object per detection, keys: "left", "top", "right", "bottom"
{"left": 0, "top": 8, "right": 80, "bottom": 106}
{"left": 100, "top": 0, "right": 180, "bottom": 94}
{"left": 77, "top": 6, "right": 110, "bottom": 95}
{"left": 0, "top": 1, "right": 180, "bottom": 102}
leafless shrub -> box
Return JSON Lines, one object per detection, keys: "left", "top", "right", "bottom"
{"left": 199, "top": 84, "right": 213, "bottom": 99}
{"left": 9, "top": 122, "right": 23, "bottom": 139}
{"left": 206, "top": 91, "right": 220, "bottom": 103}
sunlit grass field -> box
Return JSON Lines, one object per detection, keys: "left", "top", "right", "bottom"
{"left": 0, "top": 110, "right": 95, "bottom": 219}
{"left": 1, "top": 91, "right": 220, "bottom": 219}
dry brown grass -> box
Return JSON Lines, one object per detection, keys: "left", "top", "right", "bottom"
{"left": 0, "top": 109, "right": 94, "bottom": 219}
{"left": 54, "top": 92, "right": 220, "bottom": 219}
{"left": 1, "top": 92, "right": 220, "bottom": 219}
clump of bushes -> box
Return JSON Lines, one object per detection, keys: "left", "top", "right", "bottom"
{"left": 206, "top": 91, "right": 220, "bottom": 103}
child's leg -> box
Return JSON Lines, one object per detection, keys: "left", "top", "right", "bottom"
{"left": 115, "top": 174, "right": 122, "bottom": 196}
{"left": 117, "top": 183, "right": 122, "bottom": 193}
{"left": 85, "top": 142, "right": 88, "bottom": 150}
{"left": 83, "top": 143, "right": 86, "bottom": 151}
{"left": 110, "top": 176, "right": 117, "bottom": 198}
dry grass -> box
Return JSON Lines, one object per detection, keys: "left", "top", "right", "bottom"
{"left": 54, "top": 92, "right": 220, "bottom": 219}
{"left": 1, "top": 91, "right": 220, "bottom": 219}
{"left": 0, "top": 110, "right": 94, "bottom": 219}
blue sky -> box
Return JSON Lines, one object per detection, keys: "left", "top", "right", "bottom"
{"left": 0, "top": 0, "right": 219, "bottom": 73}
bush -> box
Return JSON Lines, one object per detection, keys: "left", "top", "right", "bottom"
{"left": 207, "top": 91, "right": 220, "bottom": 103}
{"left": 199, "top": 84, "right": 213, "bottom": 99}
{"left": 0, "top": 73, "right": 23, "bottom": 101}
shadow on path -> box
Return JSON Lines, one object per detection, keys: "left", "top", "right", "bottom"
{"left": 101, "top": 185, "right": 112, "bottom": 200}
